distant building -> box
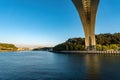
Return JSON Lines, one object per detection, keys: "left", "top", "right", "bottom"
{"left": 17, "top": 48, "right": 32, "bottom": 51}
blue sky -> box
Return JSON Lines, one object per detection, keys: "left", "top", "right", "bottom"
{"left": 0, "top": 0, "right": 120, "bottom": 48}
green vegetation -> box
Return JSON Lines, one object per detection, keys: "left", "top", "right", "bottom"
{"left": 33, "top": 47, "right": 53, "bottom": 51}
{"left": 53, "top": 38, "right": 85, "bottom": 51}
{"left": 53, "top": 33, "right": 120, "bottom": 51}
{"left": 0, "top": 43, "right": 18, "bottom": 51}
{"left": 96, "top": 44, "right": 118, "bottom": 51}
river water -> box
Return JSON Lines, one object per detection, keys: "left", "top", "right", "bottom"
{"left": 0, "top": 51, "right": 120, "bottom": 80}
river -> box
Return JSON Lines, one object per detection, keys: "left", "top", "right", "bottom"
{"left": 0, "top": 51, "right": 120, "bottom": 80}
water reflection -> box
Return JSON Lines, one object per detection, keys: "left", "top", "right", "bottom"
{"left": 85, "top": 54, "right": 101, "bottom": 80}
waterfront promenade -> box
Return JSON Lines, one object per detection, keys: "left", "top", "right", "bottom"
{"left": 58, "top": 51, "right": 120, "bottom": 54}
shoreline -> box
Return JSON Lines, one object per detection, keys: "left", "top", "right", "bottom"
{"left": 0, "top": 50, "right": 17, "bottom": 52}
{"left": 0, "top": 50, "right": 31, "bottom": 52}
{"left": 52, "top": 51, "right": 120, "bottom": 54}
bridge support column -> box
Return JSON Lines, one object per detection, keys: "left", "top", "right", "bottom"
{"left": 72, "top": 0, "right": 99, "bottom": 51}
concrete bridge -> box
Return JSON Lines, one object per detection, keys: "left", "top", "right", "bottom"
{"left": 72, "top": 0, "right": 99, "bottom": 51}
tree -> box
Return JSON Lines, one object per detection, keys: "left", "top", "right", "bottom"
{"left": 96, "top": 44, "right": 102, "bottom": 51}
{"left": 109, "top": 44, "right": 119, "bottom": 51}
{"left": 102, "top": 45, "right": 108, "bottom": 51}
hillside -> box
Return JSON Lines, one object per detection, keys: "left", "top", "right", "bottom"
{"left": 53, "top": 33, "right": 120, "bottom": 51}
{"left": 0, "top": 43, "right": 18, "bottom": 51}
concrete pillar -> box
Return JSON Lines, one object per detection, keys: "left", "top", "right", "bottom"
{"left": 72, "top": 0, "right": 99, "bottom": 51}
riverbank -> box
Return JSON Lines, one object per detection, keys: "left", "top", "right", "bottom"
{"left": 53, "top": 51, "right": 120, "bottom": 54}
{"left": 0, "top": 50, "right": 17, "bottom": 52}
{"left": 0, "top": 49, "right": 31, "bottom": 52}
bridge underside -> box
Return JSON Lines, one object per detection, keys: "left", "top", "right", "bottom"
{"left": 72, "top": 0, "right": 99, "bottom": 51}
